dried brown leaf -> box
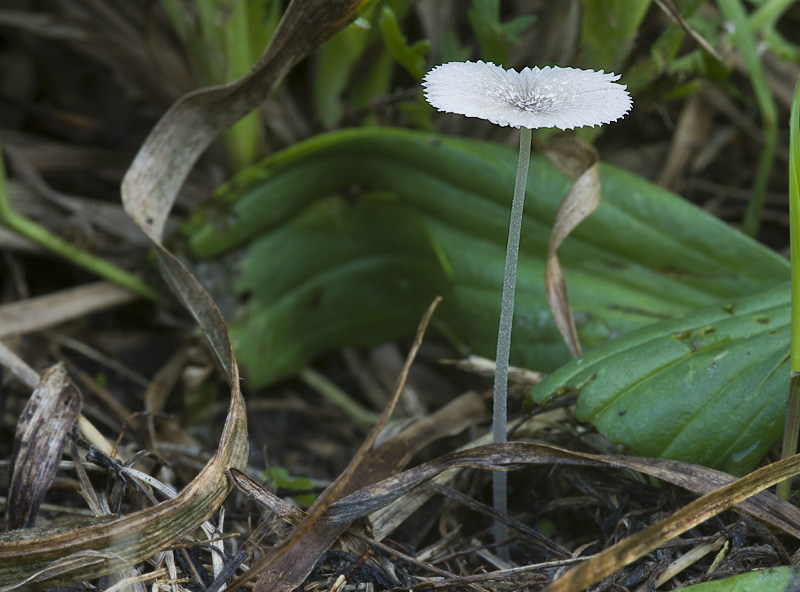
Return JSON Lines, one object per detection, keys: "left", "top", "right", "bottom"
{"left": 656, "top": 93, "right": 712, "bottom": 191}
{"left": 321, "top": 442, "right": 800, "bottom": 540}
{"left": 6, "top": 363, "right": 82, "bottom": 530}
{"left": 0, "top": 282, "right": 137, "bottom": 339}
{"left": 543, "top": 135, "right": 601, "bottom": 358}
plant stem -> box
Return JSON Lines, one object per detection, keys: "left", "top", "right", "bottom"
{"left": 778, "top": 373, "right": 800, "bottom": 500}
{"left": 492, "top": 126, "right": 532, "bottom": 551}
{"left": 0, "top": 138, "right": 159, "bottom": 302}
{"left": 777, "top": 77, "right": 800, "bottom": 500}
{"left": 299, "top": 367, "right": 381, "bottom": 429}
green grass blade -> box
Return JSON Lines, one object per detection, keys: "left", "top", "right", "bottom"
{"left": 0, "top": 137, "right": 158, "bottom": 301}
{"left": 718, "top": 0, "right": 778, "bottom": 237}
{"left": 790, "top": 78, "right": 800, "bottom": 371}
{"left": 776, "top": 76, "right": 800, "bottom": 499}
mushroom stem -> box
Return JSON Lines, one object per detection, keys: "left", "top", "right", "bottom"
{"left": 492, "top": 125, "right": 532, "bottom": 550}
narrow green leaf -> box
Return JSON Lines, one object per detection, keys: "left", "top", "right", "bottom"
{"left": 776, "top": 76, "right": 800, "bottom": 499}
{"left": 718, "top": 0, "right": 778, "bottom": 236}
{"left": 577, "top": 0, "right": 652, "bottom": 73}
{"left": 789, "top": 77, "right": 800, "bottom": 371}
{"left": 467, "top": 0, "right": 535, "bottom": 65}
{"left": 378, "top": 5, "right": 428, "bottom": 80}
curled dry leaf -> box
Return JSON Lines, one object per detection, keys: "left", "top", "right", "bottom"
{"left": 542, "top": 135, "right": 601, "bottom": 358}
{"left": 6, "top": 363, "right": 82, "bottom": 530}
{"left": 0, "top": 0, "right": 378, "bottom": 588}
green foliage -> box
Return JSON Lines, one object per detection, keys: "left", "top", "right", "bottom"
{"left": 718, "top": 0, "right": 778, "bottom": 237}
{"left": 379, "top": 5, "right": 430, "bottom": 79}
{"left": 159, "top": 0, "right": 281, "bottom": 168}
{"left": 182, "top": 128, "right": 787, "bottom": 389}
{"left": 173, "top": 2, "right": 798, "bottom": 477}
{"left": 313, "top": 13, "right": 377, "bottom": 128}
{"left": 467, "top": 0, "right": 536, "bottom": 65}
{"left": 676, "top": 565, "right": 800, "bottom": 591}
{"left": 751, "top": 0, "right": 800, "bottom": 60}
{"left": 776, "top": 77, "right": 800, "bottom": 498}
{"left": 527, "top": 283, "right": 789, "bottom": 475}
{"left": 467, "top": 0, "right": 536, "bottom": 64}
{"left": 265, "top": 466, "right": 317, "bottom": 507}
{"left": 624, "top": 0, "right": 706, "bottom": 95}
{"left": 577, "top": 0, "right": 651, "bottom": 73}
{"left": 791, "top": 79, "right": 800, "bottom": 371}
{"left": 313, "top": 0, "right": 423, "bottom": 128}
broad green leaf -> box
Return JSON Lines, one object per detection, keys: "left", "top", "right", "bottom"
{"left": 527, "top": 283, "right": 790, "bottom": 475}
{"left": 677, "top": 565, "right": 800, "bottom": 592}
{"left": 182, "top": 128, "right": 788, "bottom": 390}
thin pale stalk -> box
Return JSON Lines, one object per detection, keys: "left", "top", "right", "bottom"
{"left": 492, "top": 126, "right": 532, "bottom": 549}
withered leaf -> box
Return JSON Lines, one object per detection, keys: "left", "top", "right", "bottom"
{"left": 6, "top": 363, "right": 81, "bottom": 530}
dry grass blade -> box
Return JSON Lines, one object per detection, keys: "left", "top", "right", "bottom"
{"left": 228, "top": 469, "right": 307, "bottom": 526}
{"left": 653, "top": 0, "right": 722, "bottom": 62}
{"left": 0, "top": 340, "right": 40, "bottom": 389}
{"left": 243, "top": 297, "right": 443, "bottom": 591}
{"left": 544, "top": 453, "right": 800, "bottom": 591}
{"left": 0, "top": 282, "right": 138, "bottom": 338}
{"left": 6, "top": 363, "right": 81, "bottom": 530}
{"left": 323, "top": 442, "right": 800, "bottom": 540}
{"left": 656, "top": 93, "right": 712, "bottom": 191}
{"left": 229, "top": 389, "right": 485, "bottom": 529}
{"left": 542, "top": 136, "right": 601, "bottom": 358}
{"left": 0, "top": 282, "right": 137, "bottom": 339}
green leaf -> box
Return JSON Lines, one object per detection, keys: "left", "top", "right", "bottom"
{"left": 467, "top": 0, "right": 536, "bottom": 65}
{"left": 624, "top": 0, "right": 706, "bottom": 95}
{"left": 313, "top": 23, "right": 375, "bottom": 128}
{"left": 527, "top": 283, "right": 790, "bottom": 475}
{"left": 718, "top": 0, "right": 778, "bottom": 236}
{"left": 182, "top": 128, "right": 788, "bottom": 390}
{"left": 791, "top": 77, "right": 800, "bottom": 370}
{"left": 577, "top": 0, "right": 652, "bottom": 73}
{"left": 676, "top": 565, "right": 800, "bottom": 591}
{"left": 378, "top": 5, "right": 429, "bottom": 80}
{"left": 265, "top": 466, "right": 317, "bottom": 507}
